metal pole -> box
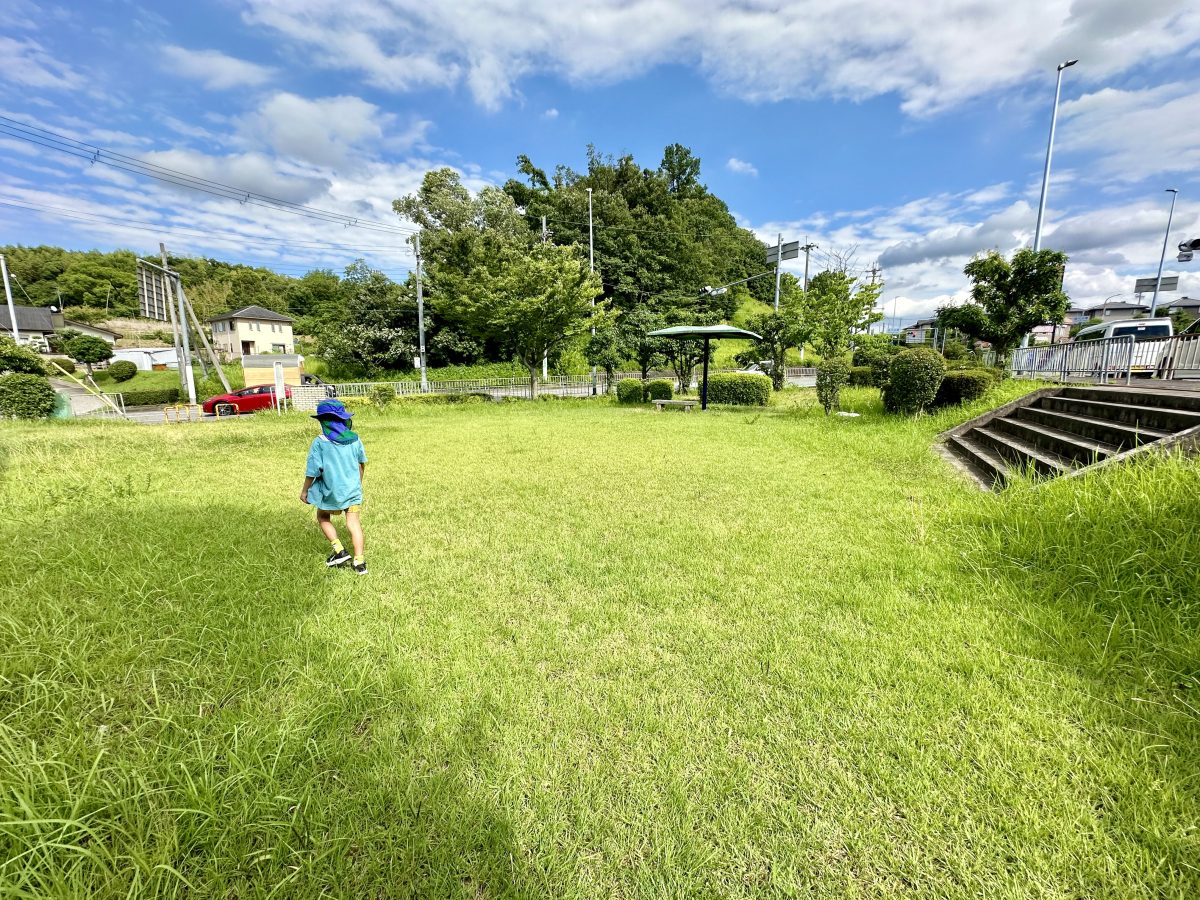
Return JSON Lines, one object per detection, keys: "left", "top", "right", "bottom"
{"left": 1033, "top": 60, "right": 1076, "bottom": 252}
{"left": 773, "top": 233, "right": 783, "bottom": 311}
{"left": 0, "top": 254, "right": 18, "bottom": 342}
{"left": 1151, "top": 189, "right": 1178, "bottom": 317}
{"left": 159, "top": 244, "right": 190, "bottom": 401}
{"left": 172, "top": 267, "right": 196, "bottom": 407}
{"left": 701, "top": 337, "right": 710, "bottom": 410}
{"left": 802, "top": 238, "right": 814, "bottom": 293}
{"left": 588, "top": 187, "right": 596, "bottom": 394}
{"left": 416, "top": 232, "right": 427, "bottom": 392}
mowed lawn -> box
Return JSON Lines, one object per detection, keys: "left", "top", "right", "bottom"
{"left": 1, "top": 388, "right": 1197, "bottom": 897}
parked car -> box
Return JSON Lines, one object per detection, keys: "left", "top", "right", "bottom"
{"left": 300, "top": 373, "right": 337, "bottom": 397}
{"left": 737, "top": 361, "right": 774, "bottom": 377}
{"left": 1073, "top": 317, "right": 1174, "bottom": 376}
{"left": 202, "top": 384, "right": 291, "bottom": 416}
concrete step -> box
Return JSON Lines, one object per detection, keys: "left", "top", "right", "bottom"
{"left": 992, "top": 415, "right": 1118, "bottom": 465}
{"left": 973, "top": 425, "right": 1075, "bottom": 478}
{"left": 1015, "top": 405, "right": 1169, "bottom": 451}
{"left": 1059, "top": 385, "right": 1200, "bottom": 415}
{"left": 1039, "top": 395, "right": 1200, "bottom": 434}
{"left": 947, "top": 433, "right": 1010, "bottom": 488}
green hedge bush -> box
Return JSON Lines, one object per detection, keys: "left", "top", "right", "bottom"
{"left": 934, "top": 370, "right": 993, "bottom": 406}
{"left": 644, "top": 379, "right": 673, "bottom": 401}
{"left": 0, "top": 373, "right": 58, "bottom": 418}
{"left": 43, "top": 357, "right": 76, "bottom": 377}
{"left": 369, "top": 384, "right": 395, "bottom": 407}
{"left": 705, "top": 373, "right": 771, "bottom": 406}
{"left": 816, "top": 358, "right": 851, "bottom": 414}
{"left": 848, "top": 365, "right": 874, "bottom": 387}
{"left": 616, "top": 379, "right": 644, "bottom": 404}
{"left": 884, "top": 347, "right": 946, "bottom": 414}
{"left": 120, "top": 388, "right": 181, "bottom": 406}
{"left": 106, "top": 360, "right": 138, "bottom": 382}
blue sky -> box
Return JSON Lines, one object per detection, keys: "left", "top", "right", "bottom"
{"left": 1, "top": 0, "right": 1199, "bottom": 323}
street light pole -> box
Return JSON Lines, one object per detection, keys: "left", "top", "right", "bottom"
{"left": 1151, "top": 189, "right": 1179, "bottom": 317}
{"left": 587, "top": 187, "right": 596, "bottom": 393}
{"left": 1033, "top": 59, "right": 1077, "bottom": 252}
{"left": 0, "top": 254, "right": 18, "bottom": 342}
{"left": 415, "top": 231, "right": 427, "bottom": 392}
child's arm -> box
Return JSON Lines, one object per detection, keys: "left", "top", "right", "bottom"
{"left": 300, "top": 475, "right": 315, "bottom": 504}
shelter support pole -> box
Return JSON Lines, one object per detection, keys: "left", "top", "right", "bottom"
{"left": 701, "top": 337, "right": 710, "bottom": 411}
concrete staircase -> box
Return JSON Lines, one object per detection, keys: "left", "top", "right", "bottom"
{"left": 938, "top": 385, "right": 1200, "bottom": 489}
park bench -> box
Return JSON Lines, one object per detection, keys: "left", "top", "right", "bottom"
{"left": 653, "top": 399, "right": 697, "bottom": 412}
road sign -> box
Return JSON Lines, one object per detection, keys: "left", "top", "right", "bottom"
{"left": 766, "top": 241, "right": 800, "bottom": 264}
{"left": 136, "top": 261, "right": 170, "bottom": 321}
{"left": 1134, "top": 276, "right": 1178, "bottom": 293}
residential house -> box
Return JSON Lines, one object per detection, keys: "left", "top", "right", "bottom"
{"left": 904, "top": 318, "right": 938, "bottom": 343}
{"left": 208, "top": 305, "right": 295, "bottom": 358}
{"left": 1082, "top": 301, "right": 1150, "bottom": 320}
{"left": 0, "top": 305, "right": 120, "bottom": 350}
{"left": 1161, "top": 296, "right": 1200, "bottom": 319}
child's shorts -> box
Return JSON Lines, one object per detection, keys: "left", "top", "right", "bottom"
{"left": 318, "top": 504, "right": 362, "bottom": 516}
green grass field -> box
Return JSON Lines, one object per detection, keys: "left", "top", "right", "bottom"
{"left": 1, "top": 387, "right": 1197, "bottom": 897}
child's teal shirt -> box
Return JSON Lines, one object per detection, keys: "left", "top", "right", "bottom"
{"left": 305, "top": 436, "right": 368, "bottom": 511}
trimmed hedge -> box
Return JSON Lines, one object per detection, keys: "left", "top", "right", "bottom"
{"left": 644, "top": 379, "right": 673, "bottom": 401}
{"left": 616, "top": 379, "right": 644, "bottom": 404}
{"left": 0, "top": 373, "right": 58, "bottom": 418}
{"left": 816, "top": 358, "right": 851, "bottom": 415}
{"left": 120, "top": 388, "right": 181, "bottom": 407}
{"left": 107, "top": 360, "right": 138, "bottom": 382}
{"left": 43, "top": 357, "right": 77, "bottom": 377}
{"left": 934, "top": 370, "right": 992, "bottom": 406}
{"left": 884, "top": 347, "right": 946, "bottom": 414}
{"left": 848, "top": 365, "right": 874, "bottom": 387}
{"left": 705, "top": 373, "right": 771, "bottom": 406}
{"left": 369, "top": 384, "right": 395, "bottom": 407}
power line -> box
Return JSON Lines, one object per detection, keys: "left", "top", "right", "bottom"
{"left": 0, "top": 197, "right": 414, "bottom": 257}
{"left": 0, "top": 115, "right": 419, "bottom": 237}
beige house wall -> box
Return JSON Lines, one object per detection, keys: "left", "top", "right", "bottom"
{"left": 212, "top": 317, "right": 295, "bottom": 357}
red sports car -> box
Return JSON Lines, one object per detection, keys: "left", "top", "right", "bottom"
{"left": 202, "top": 384, "right": 291, "bottom": 416}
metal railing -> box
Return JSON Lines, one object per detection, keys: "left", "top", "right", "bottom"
{"left": 1009, "top": 335, "right": 1134, "bottom": 384}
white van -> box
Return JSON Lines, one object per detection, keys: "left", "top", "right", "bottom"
{"left": 1073, "top": 318, "right": 1173, "bottom": 375}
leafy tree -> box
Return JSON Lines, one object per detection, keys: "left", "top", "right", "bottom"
{"left": 64, "top": 334, "right": 114, "bottom": 376}
{"left": 1070, "top": 316, "right": 1103, "bottom": 338}
{"left": 0, "top": 336, "right": 46, "bottom": 375}
{"left": 659, "top": 143, "right": 703, "bottom": 197}
{"left": 623, "top": 306, "right": 669, "bottom": 379}
{"left": 459, "top": 242, "right": 603, "bottom": 397}
{"left": 318, "top": 260, "right": 415, "bottom": 376}
{"left": 1169, "top": 308, "right": 1196, "bottom": 334}
{"left": 803, "top": 270, "right": 884, "bottom": 359}
{"left": 745, "top": 276, "right": 810, "bottom": 390}
{"left": 585, "top": 321, "right": 629, "bottom": 390}
{"left": 937, "top": 249, "right": 1069, "bottom": 358}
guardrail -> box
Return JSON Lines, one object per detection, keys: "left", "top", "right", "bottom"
{"left": 1009, "top": 335, "right": 1134, "bottom": 384}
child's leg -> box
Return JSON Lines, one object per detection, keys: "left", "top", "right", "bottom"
{"left": 346, "top": 510, "right": 365, "bottom": 559}
{"left": 316, "top": 510, "right": 341, "bottom": 546}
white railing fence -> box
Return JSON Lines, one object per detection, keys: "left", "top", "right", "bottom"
{"left": 1008, "top": 333, "right": 1200, "bottom": 384}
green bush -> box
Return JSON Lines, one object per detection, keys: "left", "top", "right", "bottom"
{"left": 934, "top": 370, "right": 993, "bottom": 406}
{"left": 43, "top": 357, "right": 76, "bottom": 377}
{"left": 616, "top": 379, "right": 644, "bottom": 404}
{"left": 0, "top": 337, "right": 46, "bottom": 375}
{"left": 120, "top": 388, "right": 181, "bottom": 406}
{"left": 884, "top": 347, "right": 946, "bottom": 414}
{"left": 0, "top": 373, "right": 58, "bottom": 418}
{"left": 848, "top": 366, "right": 874, "bottom": 387}
{"left": 705, "top": 373, "right": 771, "bottom": 406}
{"left": 941, "top": 339, "right": 969, "bottom": 361}
{"left": 816, "top": 358, "right": 851, "bottom": 415}
{"left": 369, "top": 384, "right": 395, "bottom": 408}
{"left": 644, "top": 379, "right": 673, "bottom": 401}
{"left": 106, "top": 360, "right": 138, "bottom": 382}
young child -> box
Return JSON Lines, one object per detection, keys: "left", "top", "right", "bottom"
{"left": 300, "top": 399, "right": 369, "bottom": 574}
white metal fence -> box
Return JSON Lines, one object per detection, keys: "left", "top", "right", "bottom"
{"left": 1008, "top": 333, "right": 1200, "bottom": 384}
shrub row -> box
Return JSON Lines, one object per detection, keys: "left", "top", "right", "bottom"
{"left": 0, "top": 373, "right": 58, "bottom": 418}
{"left": 705, "top": 373, "right": 770, "bottom": 406}
{"left": 120, "top": 388, "right": 181, "bottom": 406}
{"left": 934, "top": 370, "right": 993, "bottom": 406}
{"left": 848, "top": 365, "right": 873, "bottom": 387}
{"left": 616, "top": 378, "right": 675, "bottom": 403}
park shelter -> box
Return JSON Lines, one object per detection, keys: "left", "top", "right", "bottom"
{"left": 647, "top": 324, "right": 761, "bottom": 410}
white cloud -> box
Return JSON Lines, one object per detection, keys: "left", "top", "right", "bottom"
{"left": 240, "top": 93, "right": 399, "bottom": 168}
{"left": 239, "top": 0, "right": 1200, "bottom": 114}
{"left": 0, "top": 36, "right": 86, "bottom": 90}
{"left": 1058, "top": 82, "right": 1200, "bottom": 182}
{"left": 162, "top": 46, "right": 276, "bottom": 90}
{"left": 726, "top": 157, "right": 758, "bottom": 177}
{"left": 542, "top": 108, "right": 559, "bottom": 119}
{"left": 138, "top": 149, "right": 331, "bottom": 204}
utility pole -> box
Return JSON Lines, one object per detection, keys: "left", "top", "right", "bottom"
{"left": 867, "top": 262, "right": 881, "bottom": 285}
{"left": 800, "top": 239, "right": 817, "bottom": 293}
{"left": 541, "top": 215, "right": 548, "bottom": 244}
{"left": 160, "top": 243, "right": 194, "bottom": 404}
{"left": 1151, "top": 189, "right": 1179, "bottom": 317}
{"left": 0, "top": 254, "right": 18, "bottom": 342}
{"left": 773, "top": 233, "right": 783, "bottom": 311}
{"left": 415, "top": 232, "right": 427, "bottom": 392}
{"left": 587, "top": 187, "right": 596, "bottom": 394}
{"left": 541, "top": 215, "right": 550, "bottom": 377}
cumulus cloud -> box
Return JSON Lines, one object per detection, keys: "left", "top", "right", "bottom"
{"left": 726, "top": 157, "right": 758, "bottom": 176}
{"left": 240, "top": 93, "right": 395, "bottom": 167}
{"left": 139, "top": 149, "right": 331, "bottom": 204}
{"left": 239, "top": 0, "right": 1200, "bottom": 114}
{"left": 162, "top": 46, "right": 276, "bottom": 90}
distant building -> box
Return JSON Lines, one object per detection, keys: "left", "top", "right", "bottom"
{"left": 1161, "top": 296, "right": 1200, "bottom": 318}
{"left": 904, "top": 318, "right": 938, "bottom": 343}
{"left": 0, "top": 305, "right": 120, "bottom": 349}
{"left": 209, "top": 305, "right": 295, "bottom": 358}
{"left": 112, "top": 347, "right": 180, "bottom": 371}
{"left": 1082, "top": 301, "right": 1149, "bottom": 320}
